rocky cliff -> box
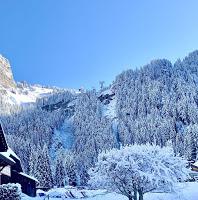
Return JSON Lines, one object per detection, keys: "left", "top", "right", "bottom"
{"left": 0, "top": 55, "right": 16, "bottom": 88}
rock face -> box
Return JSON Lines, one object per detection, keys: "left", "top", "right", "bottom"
{"left": 0, "top": 55, "right": 16, "bottom": 88}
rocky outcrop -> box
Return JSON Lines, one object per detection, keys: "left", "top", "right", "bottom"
{"left": 0, "top": 55, "right": 16, "bottom": 88}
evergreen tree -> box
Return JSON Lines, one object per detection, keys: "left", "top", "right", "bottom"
{"left": 35, "top": 145, "right": 53, "bottom": 188}
{"left": 54, "top": 155, "right": 66, "bottom": 187}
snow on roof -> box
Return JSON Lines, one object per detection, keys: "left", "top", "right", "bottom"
{"left": 192, "top": 161, "right": 198, "bottom": 167}
{"left": 0, "top": 146, "right": 22, "bottom": 166}
{"left": 7, "top": 147, "right": 20, "bottom": 160}
{"left": 100, "top": 88, "right": 114, "bottom": 96}
{"left": 19, "top": 172, "right": 38, "bottom": 182}
{"left": 0, "top": 151, "right": 16, "bottom": 164}
{"left": 36, "top": 189, "right": 46, "bottom": 194}
{"left": 0, "top": 147, "right": 20, "bottom": 162}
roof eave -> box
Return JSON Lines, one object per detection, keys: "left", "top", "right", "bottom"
{"left": 0, "top": 153, "right": 16, "bottom": 166}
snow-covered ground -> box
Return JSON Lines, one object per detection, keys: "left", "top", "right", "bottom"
{"left": 22, "top": 182, "right": 198, "bottom": 200}
{"left": 6, "top": 85, "right": 54, "bottom": 105}
{"left": 144, "top": 182, "right": 198, "bottom": 200}
{"left": 1, "top": 83, "right": 80, "bottom": 106}
{"left": 100, "top": 89, "right": 117, "bottom": 118}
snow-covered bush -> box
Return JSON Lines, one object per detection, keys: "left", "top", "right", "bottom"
{"left": 0, "top": 183, "right": 21, "bottom": 200}
{"left": 89, "top": 144, "right": 189, "bottom": 200}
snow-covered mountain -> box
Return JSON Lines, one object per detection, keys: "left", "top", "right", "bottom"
{"left": 0, "top": 55, "right": 55, "bottom": 106}
{"left": 0, "top": 55, "right": 79, "bottom": 108}
{"left": 2, "top": 51, "right": 198, "bottom": 191}
{"left": 1, "top": 84, "right": 54, "bottom": 105}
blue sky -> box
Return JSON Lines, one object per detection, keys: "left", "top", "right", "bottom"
{"left": 1, "top": 0, "right": 198, "bottom": 89}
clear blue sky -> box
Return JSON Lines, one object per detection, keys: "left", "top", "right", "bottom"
{"left": 1, "top": 0, "right": 198, "bottom": 89}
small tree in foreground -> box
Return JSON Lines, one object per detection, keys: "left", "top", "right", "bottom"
{"left": 0, "top": 184, "right": 21, "bottom": 200}
{"left": 89, "top": 144, "right": 189, "bottom": 200}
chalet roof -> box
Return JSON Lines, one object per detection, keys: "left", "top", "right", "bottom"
{"left": 0, "top": 151, "right": 16, "bottom": 165}
{"left": 0, "top": 147, "right": 21, "bottom": 165}
{"left": 0, "top": 124, "right": 8, "bottom": 152}
{"left": 0, "top": 123, "right": 39, "bottom": 187}
{"left": 19, "top": 172, "right": 39, "bottom": 182}
{"left": 7, "top": 147, "right": 20, "bottom": 160}
{"left": 0, "top": 124, "right": 22, "bottom": 171}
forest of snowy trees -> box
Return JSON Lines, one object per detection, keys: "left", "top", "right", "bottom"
{"left": 1, "top": 50, "right": 198, "bottom": 188}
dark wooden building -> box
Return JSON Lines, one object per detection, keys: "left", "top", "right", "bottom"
{"left": 0, "top": 124, "right": 38, "bottom": 197}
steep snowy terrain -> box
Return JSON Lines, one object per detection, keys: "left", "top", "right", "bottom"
{"left": 4, "top": 84, "right": 54, "bottom": 105}
{"left": 0, "top": 55, "right": 56, "bottom": 106}
{"left": 0, "top": 81, "right": 79, "bottom": 107}
{"left": 98, "top": 89, "right": 117, "bottom": 119}
{"left": 0, "top": 54, "right": 16, "bottom": 88}
{"left": 0, "top": 54, "right": 79, "bottom": 107}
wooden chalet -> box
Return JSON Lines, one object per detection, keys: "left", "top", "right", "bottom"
{"left": 0, "top": 124, "right": 38, "bottom": 197}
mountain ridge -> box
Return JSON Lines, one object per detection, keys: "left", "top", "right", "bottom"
{"left": 0, "top": 54, "right": 16, "bottom": 89}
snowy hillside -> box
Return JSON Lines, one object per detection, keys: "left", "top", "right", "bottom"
{"left": 5, "top": 84, "right": 54, "bottom": 105}
{"left": 0, "top": 82, "right": 80, "bottom": 106}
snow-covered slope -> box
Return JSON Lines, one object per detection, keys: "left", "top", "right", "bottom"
{"left": 50, "top": 119, "right": 75, "bottom": 159}
{"left": 98, "top": 88, "right": 116, "bottom": 119}
{"left": 1, "top": 82, "right": 81, "bottom": 107}
{"left": 5, "top": 85, "right": 54, "bottom": 105}
{"left": 0, "top": 84, "right": 54, "bottom": 106}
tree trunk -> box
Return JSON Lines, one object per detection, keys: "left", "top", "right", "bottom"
{"left": 133, "top": 185, "right": 137, "bottom": 200}
{"left": 128, "top": 195, "right": 133, "bottom": 200}
{"left": 138, "top": 188, "right": 144, "bottom": 200}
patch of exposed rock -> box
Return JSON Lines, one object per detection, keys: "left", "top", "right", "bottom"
{"left": 0, "top": 55, "right": 16, "bottom": 89}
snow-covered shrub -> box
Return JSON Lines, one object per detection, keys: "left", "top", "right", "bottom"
{"left": 0, "top": 183, "right": 21, "bottom": 200}
{"left": 89, "top": 144, "right": 189, "bottom": 200}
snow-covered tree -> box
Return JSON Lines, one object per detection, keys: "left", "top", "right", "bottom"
{"left": 63, "top": 152, "right": 77, "bottom": 186}
{"left": 0, "top": 183, "right": 21, "bottom": 200}
{"left": 54, "top": 155, "right": 66, "bottom": 187}
{"left": 34, "top": 145, "right": 53, "bottom": 188}
{"left": 89, "top": 144, "right": 189, "bottom": 200}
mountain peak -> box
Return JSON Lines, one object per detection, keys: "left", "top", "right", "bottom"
{"left": 0, "top": 55, "right": 16, "bottom": 89}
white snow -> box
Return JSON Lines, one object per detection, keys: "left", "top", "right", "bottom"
{"left": 0, "top": 147, "right": 22, "bottom": 164}
{"left": 100, "top": 89, "right": 117, "bottom": 118}
{"left": 7, "top": 147, "right": 20, "bottom": 160}
{"left": 103, "top": 97, "right": 117, "bottom": 118}
{"left": 1, "top": 83, "right": 80, "bottom": 106}
{"left": 6, "top": 85, "right": 54, "bottom": 105}
{"left": 19, "top": 172, "right": 38, "bottom": 182}
{"left": 192, "top": 161, "right": 198, "bottom": 167}
{"left": 144, "top": 182, "right": 198, "bottom": 200}
{"left": 21, "top": 182, "right": 198, "bottom": 200}
{"left": 54, "top": 120, "right": 74, "bottom": 150}
{"left": 50, "top": 119, "right": 74, "bottom": 160}
{"left": 100, "top": 89, "right": 112, "bottom": 96}
{"left": 0, "top": 151, "right": 15, "bottom": 164}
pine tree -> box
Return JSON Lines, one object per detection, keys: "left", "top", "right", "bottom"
{"left": 35, "top": 145, "right": 53, "bottom": 188}
{"left": 54, "top": 155, "right": 66, "bottom": 187}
